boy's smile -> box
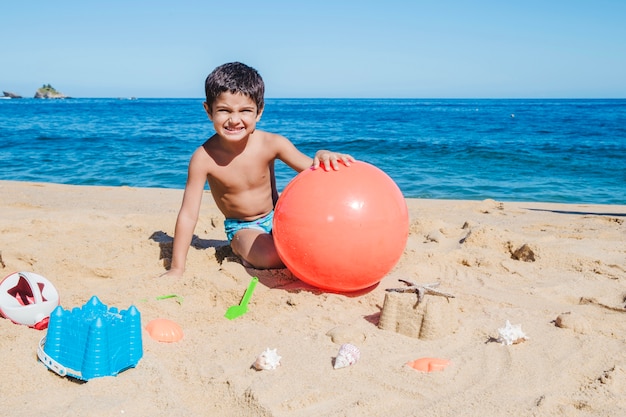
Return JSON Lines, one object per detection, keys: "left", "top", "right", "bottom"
{"left": 205, "top": 91, "right": 263, "bottom": 142}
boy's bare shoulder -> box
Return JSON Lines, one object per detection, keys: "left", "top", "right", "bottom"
{"left": 188, "top": 139, "right": 218, "bottom": 171}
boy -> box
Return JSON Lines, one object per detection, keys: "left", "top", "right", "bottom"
{"left": 162, "top": 62, "right": 354, "bottom": 276}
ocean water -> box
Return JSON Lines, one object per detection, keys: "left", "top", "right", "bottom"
{"left": 1, "top": 98, "right": 625, "bottom": 204}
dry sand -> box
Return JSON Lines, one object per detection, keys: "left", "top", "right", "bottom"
{"left": 1, "top": 180, "right": 625, "bottom": 417}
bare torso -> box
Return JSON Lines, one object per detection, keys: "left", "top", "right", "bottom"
{"left": 196, "top": 129, "right": 309, "bottom": 220}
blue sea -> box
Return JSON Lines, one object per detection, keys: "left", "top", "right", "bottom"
{"left": 1, "top": 98, "right": 625, "bottom": 205}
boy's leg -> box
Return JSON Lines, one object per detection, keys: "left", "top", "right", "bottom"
{"left": 230, "top": 229, "right": 284, "bottom": 269}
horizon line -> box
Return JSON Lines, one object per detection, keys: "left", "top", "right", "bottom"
{"left": 2, "top": 96, "right": 626, "bottom": 100}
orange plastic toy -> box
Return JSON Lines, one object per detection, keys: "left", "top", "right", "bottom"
{"left": 273, "top": 161, "right": 408, "bottom": 292}
{"left": 145, "top": 318, "right": 183, "bottom": 342}
{"left": 406, "top": 357, "right": 451, "bottom": 373}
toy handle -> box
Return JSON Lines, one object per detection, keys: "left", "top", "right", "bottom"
{"left": 37, "top": 336, "right": 68, "bottom": 377}
{"left": 240, "top": 277, "right": 258, "bottom": 307}
{"left": 19, "top": 272, "right": 44, "bottom": 304}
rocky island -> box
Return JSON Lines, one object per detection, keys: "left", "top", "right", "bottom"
{"left": 34, "top": 84, "right": 69, "bottom": 99}
{"left": 2, "top": 85, "right": 70, "bottom": 99}
{"left": 2, "top": 91, "right": 22, "bottom": 99}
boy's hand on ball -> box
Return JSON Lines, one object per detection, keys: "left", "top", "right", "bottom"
{"left": 313, "top": 151, "right": 355, "bottom": 171}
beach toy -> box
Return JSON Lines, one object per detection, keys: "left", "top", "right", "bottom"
{"left": 145, "top": 318, "right": 184, "bottom": 342}
{"left": 273, "top": 161, "right": 409, "bottom": 292}
{"left": 138, "top": 294, "right": 184, "bottom": 305}
{"left": 0, "top": 271, "right": 60, "bottom": 329}
{"left": 225, "top": 276, "right": 258, "bottom": 319}
{"left": 155, "top": 294, "right": 184, "bottom": 304}
{"left": 406, "top": 357, "right": 451, "bottom": 373}
{"left": 37, "top": 296, "right": 142, "bottom": 381}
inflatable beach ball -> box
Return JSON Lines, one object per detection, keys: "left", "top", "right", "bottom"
{"left": 0, "top": 272, "right": 60, "bottom": 329}
{"left": 273, "top": 161, "right": 409, "bottom": 292}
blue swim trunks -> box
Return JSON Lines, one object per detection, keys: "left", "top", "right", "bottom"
{"left": 224, "top": 210, "right": 274, "bottom": 242}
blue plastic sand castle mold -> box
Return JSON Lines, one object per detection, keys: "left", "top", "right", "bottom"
{"left": 37, "top": 295, "right": 142, "bottom": 381}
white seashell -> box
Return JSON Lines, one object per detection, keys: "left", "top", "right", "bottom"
{"left": 252, "top": 348, "right": 281, "bottom": 370}
{"left": 333, "top": 343, "right": 360, "bottom": 369}
{"left": 496, "top": 320, "right": 529, "bottom": 345}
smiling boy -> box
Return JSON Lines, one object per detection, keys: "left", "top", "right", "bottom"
{"left": 162, "top": 62, "right": 353, "bottom": 275}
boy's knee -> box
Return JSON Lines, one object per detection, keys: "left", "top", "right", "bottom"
{"left": 230, "top": 230, "right": 284, "bottom": 269}
{"left": 247, "top": 240, "right": 284, "bottom": 269}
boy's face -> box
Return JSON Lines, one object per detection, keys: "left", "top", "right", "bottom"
{"left": 204, "top": 92, "right": 263, "bottom": 142}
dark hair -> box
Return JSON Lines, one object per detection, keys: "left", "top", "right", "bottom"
{"left": 204, "top": 62, "right": 265, "bottom": 112}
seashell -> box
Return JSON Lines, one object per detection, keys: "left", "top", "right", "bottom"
{"left": 333, "top": 343, "right": 360, "bottom": 369}
{"left": 496, "top": 320, "right": 529, "bottom": 345}
{"left": 252, "top": 348, "right": 281, "bottom": 371}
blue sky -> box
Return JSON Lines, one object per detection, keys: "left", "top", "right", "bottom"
{"left": 2, "top": 0, "right": 625, "bottom": 98}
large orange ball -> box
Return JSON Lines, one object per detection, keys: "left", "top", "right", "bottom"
{"left": 273, "top": 161, "right": 409, "bottom": 292}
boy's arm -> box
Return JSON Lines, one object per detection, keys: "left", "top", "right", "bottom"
{"left": 273, "top": 135, "right": 354, "bottom": 172}
{"left": 162, "top": 151, "right": 208, "bottom": 278}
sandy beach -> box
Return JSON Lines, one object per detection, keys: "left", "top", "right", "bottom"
{"left": 1, "top": 180, "right": 625, "bottom": 417}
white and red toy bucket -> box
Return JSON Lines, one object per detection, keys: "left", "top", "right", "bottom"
{"left": 0, "top": 272, "right": 60, "bottom": 330}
